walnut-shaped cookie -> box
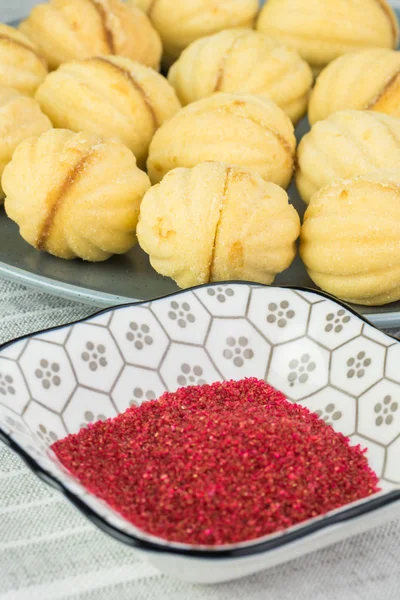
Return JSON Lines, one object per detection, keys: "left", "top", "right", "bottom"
{"left": 309, "top": 49, "right": 400, "bottom": 124}
{"left": 0, "top": 87, "right": 52, "bottom": 202}
{"left": 147, "top": 93, "right": 296, "bottom": 188}
{"left": 129, "top": 0, "right": 258, "bottom": 66}
{"left": 35, "top": 56, "right": 181, "bottom": 168}
{"left": 3, "top": 129, "right": 151, "bottom": 261}
{"left": 257, "top": 0, "right": 398, "bottom": 75}
{"left": 137, "top": 162, "right": 300, "bottom": 288}
{"left": 168, "top": 29, "right": 313, "bottom": 124}
{"left": 0, "top": 24, "right": 48, "bottom": 96}
{"left": 300, "top": 171, "right": 400, "bottom": 305}
{"left": 297, "top": 110, "right": 400, "bottom": 204}
{"left": 19, "top": 0, "right": 162, "bottom": 71}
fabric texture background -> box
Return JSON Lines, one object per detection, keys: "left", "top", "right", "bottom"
{"left": 2, "top": 1, "right": 400, "bottom": 597}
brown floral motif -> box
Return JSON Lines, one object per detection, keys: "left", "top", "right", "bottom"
{"left": 223, "top": 337, "right": 254, "bottom": 367}
{"left": 207, "top": 286, "right": 235, "bottom": 303}
{"left": 287, "top": 354, "right": 316, "bottom": 387}
{"left": 130, "top": 388, "right": 157, "bottom": 406}
{"left": 168, "top": 301, "right": 196, "bottom": 328}
{"left": 266, "top": 301, "right": 295, "bottom": 328}
{"left": 35, "top": 360, "right": 61, "bottom": 389}
{"left": 347, "top": 352, "right": 371, "bottom": 379}
{"left": 177, "top": 364, "right": 206, "bottom": 386}
{"left": 36, "top": 424, "right": 58, "bottom": 445}
{"left": 374, "top": 395, "right": 398, "bottom": 426}
{"left": 126, "top": 322, "right": 154, "bottom": 350}
{"left": 81, "top": 342, "right": 108, "bottom": 372}
{"left": 80, "top": 410, "right": 107, "bottom": 430}
{"left": 325, "top": 309, "right": 351, "bottom": 334}
{"left": 315, "top": 403, "right": 342, "bottom": 426}
{"left": 0, "top": 373, "right": 15, "bottom": 396}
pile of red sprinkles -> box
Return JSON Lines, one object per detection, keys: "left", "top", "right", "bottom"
{"left": 51, "top": 378, "right": 380, "bottom": 546}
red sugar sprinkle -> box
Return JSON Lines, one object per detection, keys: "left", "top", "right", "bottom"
{"left": 51, "top": 379, "right": 380, "bottom": 546}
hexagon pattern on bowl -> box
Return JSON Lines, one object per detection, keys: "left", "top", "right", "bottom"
{"left": 0, "top": 284, "right": 399, "bottom": 551}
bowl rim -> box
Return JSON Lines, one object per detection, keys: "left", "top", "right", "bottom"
{"left": 1, "top": 281, "right": 400, "bottom": 559}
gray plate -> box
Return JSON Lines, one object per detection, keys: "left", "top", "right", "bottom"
{"left": 0, "top": 24, "right": 399, "bottom": 327}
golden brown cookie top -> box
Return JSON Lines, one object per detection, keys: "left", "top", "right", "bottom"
{"left": 3, "top": 129, "right": 151, "bottom": 261}
{"left": 0, "top": 24, "right": 48, "bottom": 95}
{"left": 147, "top": 93, "right": 296, "bottom": 187}
{"left": 128, "top": 0, "right": 258, "bottom": 64}
{"left": 137, "top": 162, "right": 300, "bottom": 288}
{"left": 257, "top": 0, "right": 398, "bottom": 74}
{"left": 168, "top": 28, "right": 312, "bottom": 124}
{"left": 308, "top": 49, "right": 400, "bottom": 124}
{"left": 19, "top": 0, "right": 162, "bottom": 70}
{"left": 35, "top": 55, "right": 181, "bottom": 168}
{"left": 296, "top": 109, "right": 400, "bottom": 203}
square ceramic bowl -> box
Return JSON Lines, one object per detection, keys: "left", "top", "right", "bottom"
{"left": 0, "top": 283, "right": 400, "bottom": 584}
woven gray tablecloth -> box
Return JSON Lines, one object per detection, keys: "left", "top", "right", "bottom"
{"left": 2, "top": 1, "right": 400, "bottom": 597}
